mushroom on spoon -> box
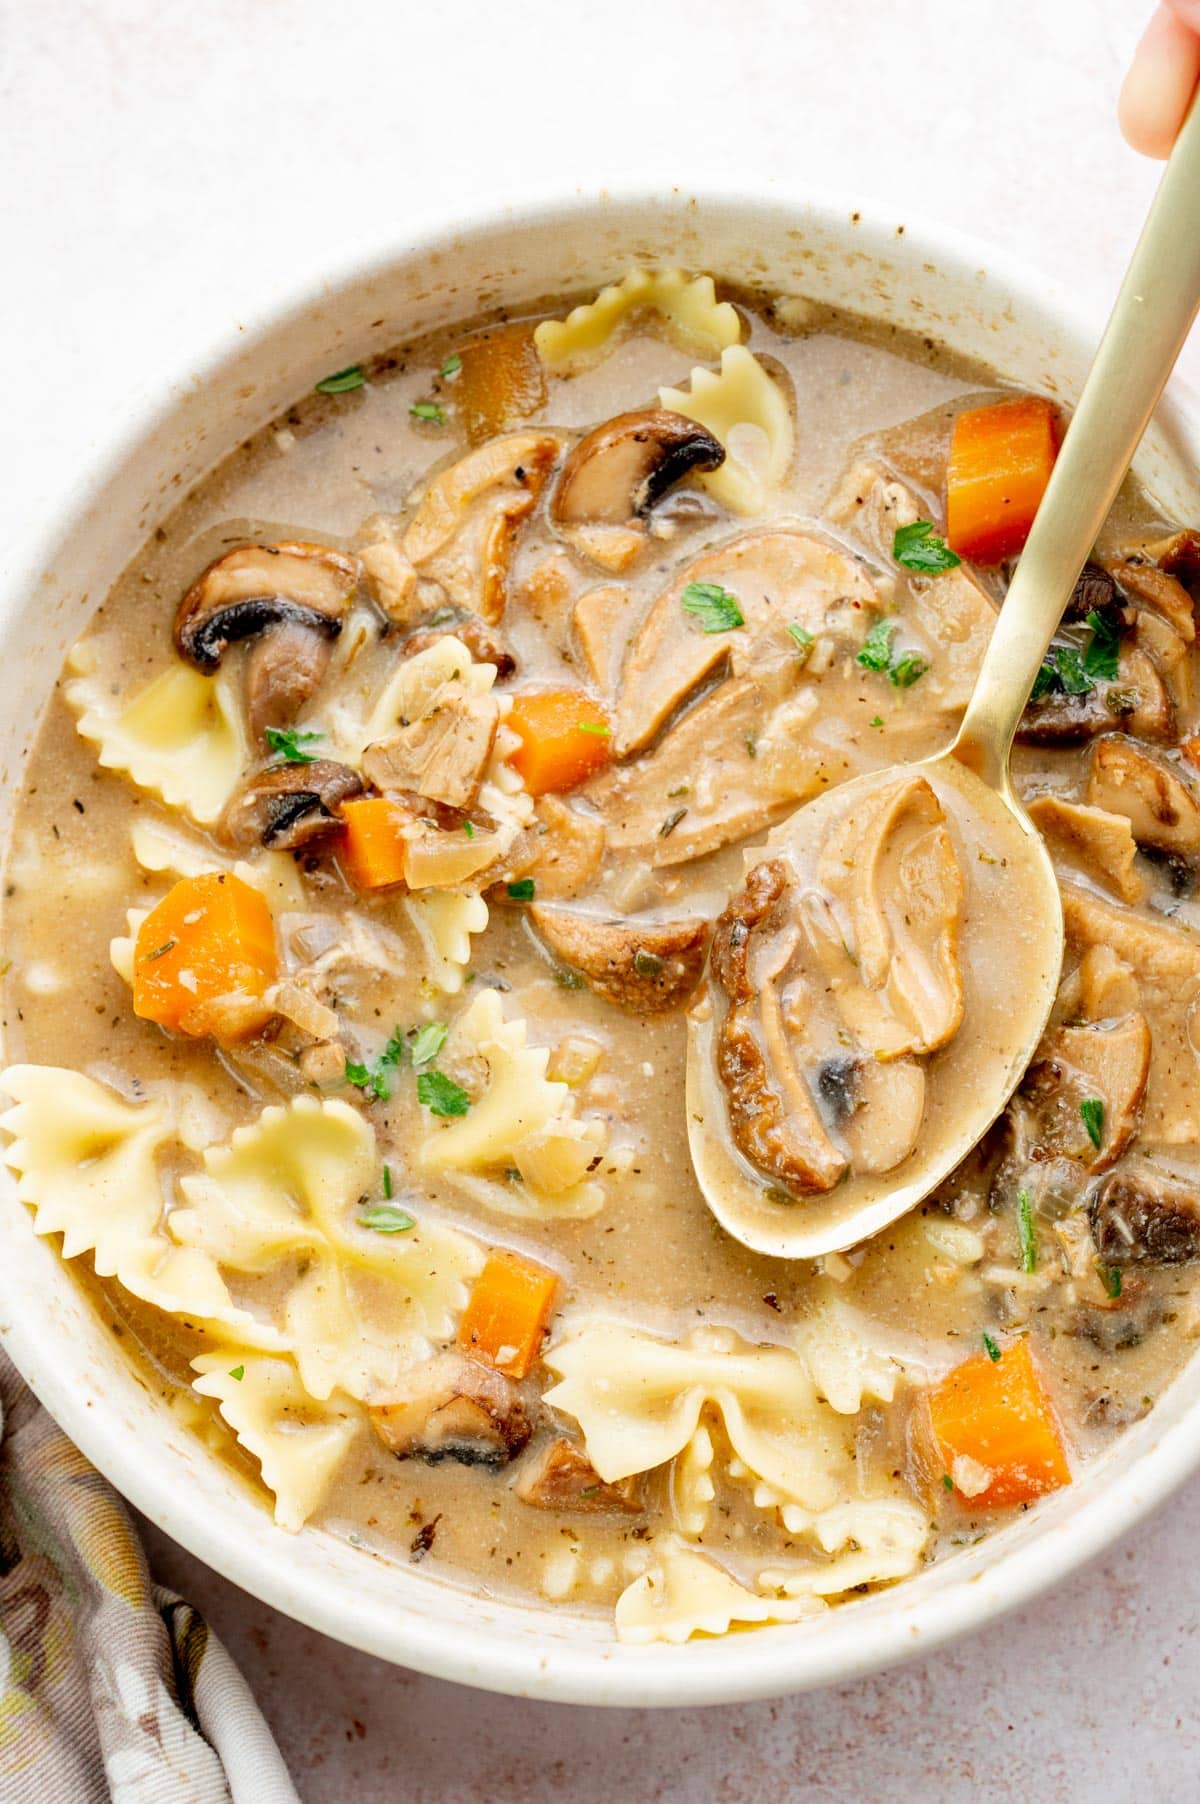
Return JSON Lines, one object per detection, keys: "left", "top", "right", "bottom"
{"left": 687, "top": 93, "right": 1200, "bottom": 1259}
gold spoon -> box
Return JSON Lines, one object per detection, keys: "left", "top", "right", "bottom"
{"left": 687, "top": 94, "right": 1200, "bottom": 1261}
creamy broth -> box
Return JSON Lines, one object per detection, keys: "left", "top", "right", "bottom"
{"left": 5, "top": 275, "right": 1200, "bottom": 1640}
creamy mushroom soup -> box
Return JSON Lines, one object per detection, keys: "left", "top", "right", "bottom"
{"left": 6, "top": 271, "right": 1200, "bottom": 1644}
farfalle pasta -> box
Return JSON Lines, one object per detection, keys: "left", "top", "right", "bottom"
{"left": 8, "top": 264, "right": 1191, "bottom": 1644}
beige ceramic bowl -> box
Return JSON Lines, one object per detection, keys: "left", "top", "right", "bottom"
{"left": 3, "top": 188, "right": 1200, "bottom": 1705}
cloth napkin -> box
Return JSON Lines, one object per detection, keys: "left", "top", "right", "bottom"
{"left": 0, "top": 1351, "right": 300, "bottom": 1804}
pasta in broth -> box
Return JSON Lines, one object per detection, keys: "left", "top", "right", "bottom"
{"left": 6, "top": 269, "right": 1200, "bottom": 1644}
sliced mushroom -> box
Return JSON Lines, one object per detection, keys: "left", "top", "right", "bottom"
{"left": 369, "top": 1350, "right": 532, "bottom": 1466}
{"left": 1086, "top": 735, "right": 1200, "bottom": 860}
{"left": 402, "top": 615, "right": 517, "bottom": 677}
{"left": 836, "top": 1055, "right": 927, "bottom": 1176}
{"left": 711, "top": 859, "right": 848, "bottom": 1195}
{"left": 552, "top": 409, "right": 724, "bottom": 571}
{"left": 243, "top": 620, "right": 333, "bottom": 742}
{"left": 809, "top": 773, "right": 964, "bottom": 1059}
{"left": 514, "top": 1437, "right": 643, "bottom": 1513}
{"left": 1089, "top": 1165, "right": 1200, "bottom": 1265}
{"left": 499, "top": 795, "right": 607, "bottom": 902}
{"left": 529, "top": 904, "right": 709, "bottom": 1012}
{"left": 1062, "top": 560, "right": 1121, "bottom": 622}
{"left": 1018, "top": 643, "right": 1173, "bottom": 745}
{"left": 174, "top": 541, "right": 358, "bottom": 673}
{"left": 222, "top": 759, "right": 364, "bottom": 850}
{"left": 1021, "top": 1014, "right": 1151, "bottom": 1170}
{"left": 363, "top": 685, "right": 499, "bottom": 811}
{"left": 572, "top": 584, "right": 628, "bottom": 691}
{"left": 1108, "top": 552, "right": 1197, "bottom": 642}
{"left": 614, "top": 528, "right": 881, "bottom": 758}
{"left": 400, "top": 432, "right": 561, "bottom": 623}
{"left": 1026, "top": 795, "right": 1145, "bottom": 905}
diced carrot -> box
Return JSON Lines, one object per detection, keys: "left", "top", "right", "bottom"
{"left": 928, "top": 1337, "right": 1070, "bottom": 1508}
{"left": 505, "top": 690, "right": 613, "bottom": 796}
{"left": 457, "top": 1249, "right": 560, "bottom": 1379}
{"left": 339, "top": 796, "right": 410, "bottom": 890}
{"left": 133, "top": 872, "right": 278, "bottom": 1041}
{"left": 946, "top": 395, "right": 1060, "bottom": 565}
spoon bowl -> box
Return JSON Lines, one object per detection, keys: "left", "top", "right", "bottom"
{"left": 685, "top": 750, "right": 1062, "bottom": 1259}
{"left": 687, "top": 90, "right": 1200, "bottom": 1257}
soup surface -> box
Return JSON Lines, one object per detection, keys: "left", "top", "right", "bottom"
{"left": 6, "top": 270, "right": 1200, "bottom": 1644}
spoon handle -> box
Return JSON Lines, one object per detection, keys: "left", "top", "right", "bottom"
{"left": 953, "top": 90, "right": 1200, "bottom": 790}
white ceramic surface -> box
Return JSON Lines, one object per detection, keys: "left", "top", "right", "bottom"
{"left": 3, "top": 186, "right": 1200, "bottom": 1709}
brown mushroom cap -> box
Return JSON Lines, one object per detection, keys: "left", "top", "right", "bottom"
{"left": 222, "top": 758, "right": 364, "bottom": 850}
{"left": 552, "top": 409, "right": 724, "bottom": 529}
{"left": 1089, "top": 1165, "right": 1200, "bottom": 1266}
{"left": 528, "top": 903, "right": 710, "bottom": 1012}
{"left": 1086, "top": 734, "right": 1200, "bottom": 858}
{"left": 175, "top": 541, "right": 360, "bottom": 672}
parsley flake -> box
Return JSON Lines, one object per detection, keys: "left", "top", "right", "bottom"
{"left": 316, "top": 365, "right": 365, "bottom": 394}
{"left": 345, "top": 1026, "right": 407, "bottom": 1100}
{"left": 575, "top": 721, "right": 611, "bottom": 736}
{"left": 440, "top": 353, "right": 463, "bottom": 381}
{"left": 382, "top": 1163, "right": 394, "bottom": 1199}
{"left": 1017, "top": 1187, "right": 1038, "bottom": 1273}
{"left": 417, "top": 1069, "right": 471, "bottom": 1117}
{"left": 228, "top": 1364, "right": 245, "bottom": 1381}
{"left": 942, "top": 1473, "right": 954, "bottom": 1491}
{"left": 892, "top": 519, "right": 962, "bottom": 574}
{"left": 1102, "top": 1266, "right": 1123, "bottom": 1299}
{"left": 982, "top": 1332, "right": 1001, "bottom": 1363}
{"left": 410, "top": 401, "right": 446, "bottom": 425}
{"left": 1083, "top": 608, "right": 1121, "bottom": 682}
{"left": 681, "top": 581, "right": 744, "bottom": 633}
{"left": 265, "top": 726, "right": 323, "bottom": 765}
{"left": 360, "top": 1204, "right": 416, "bottom": 1234}
{"left": 408, "top": 1022, "right": 447, "bottom": 1069}
{"left": 507, "top": 878, "right": 536, "bottom": 902}
{"left": 1080, "top": 1097, "right": 1104, "bottom": 1150}
{"left": 856, "top": 618, "right": 927, "bottom": 687}
{"left": 463, "top": 821, "right": 475, "bottom": 839}
{"left": 786, "top": 622, "right": 815, "bottom": 660}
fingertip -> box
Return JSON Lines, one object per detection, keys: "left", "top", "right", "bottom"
{"left": 1120, "top": 7, "right": 1200, "bottom": 158}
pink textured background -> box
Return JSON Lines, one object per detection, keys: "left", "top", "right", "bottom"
{"left": 5, "top": 1, "right": 1199, "bottom": 1795}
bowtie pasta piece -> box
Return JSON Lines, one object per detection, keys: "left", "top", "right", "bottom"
{"left": 614, "top": 1537, "right": 820, "bottom": 1646}
{"left": 534, "top": 270, "right": 741, "bottom": 373}
{"left": 404, "top": 889, "right": 489, "bottom": 995}
{"left": 65, "top": 638, "right": 246, "bottom": 826}
{"left": 191, "top": 1351, "right": 362, "bottom": 1532}
{"left": 659, "top": 345, "right": 794, "bottom": 514}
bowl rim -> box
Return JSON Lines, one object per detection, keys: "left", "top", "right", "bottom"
{"left": 5, "top": 179, "right": 1200, "bottom": 1707}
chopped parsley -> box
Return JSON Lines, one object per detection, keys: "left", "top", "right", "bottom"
{"left": 1102, "top": 1266, "right": 1123, "bottom": 1299}
{"left": 869, "top": 715, "right": 884, "bottom": 729}
{"left": 857, "top": 618, "right": 896, "bottom": 673}
{"left": 554, "top": 967, "right": 586, "bottom": 989}
{"left": 681, "top": 581, "right": 744, "bottom": 633}
{"left": 228, "top": 1364, "right": 245, "bottom": 1381}
{"left": 507, "top": 878, "right": 536, "bottom": 902}
{"left": 942, "top": 1473, "right": 954, "bottom": 1491}
{"left": 633, "top": 949, "right": 665, "bottom": 977}
{"left": 786, "top": 622, "right": 815, "bottom": 660}
{"left": 382, "top": 1162, "right": 394, "bottom": 1199}
{"left": 360, "top": 1204, "right": 416, "bottom": 1234}
{"left": 440, "top": 353, "right": 463, "bottom": 380}
{"left": 1031, "top": 611, "right": 1122, "bottom": 702}
{"left": 315, "top": 365, "right": 365, "bottom": 394}
{"left": 417, "top": 1069, "right": 471, "bottom": 1117}
{"left": 856, "top": 618, "right": 927, "bottom": 687}
{"left": 576, "top": 721, "right": 611, "bottom": 736}
{"left": 1080, "top": 1097, "right": 1105, "bottom": 1151}
{"left": 1017, "top": 1187, "right": 1038, "bottom": 1273}
{"left": 410, "top": 400, "right": 446, "bottom": 425}
{"left": 892, "top": 520, "right": 962, "bottom": 574}
{"left": 463, "top": 821, "right": 475, "bottom": 838}
{"left": 265, "top": 725, "right": 323, "bottom": 764}
{"left": 408, "top": 1022, "right": 447, "bottom": 1069}
{"left": 1083, "top": 609, "right": 1121, "bottom": 682}
{"left": 982, "top": 1332, "right": 1001, "bottom": 1363}
{"left": 344, "top": 1026, "right": 407, "bottom": 1100}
